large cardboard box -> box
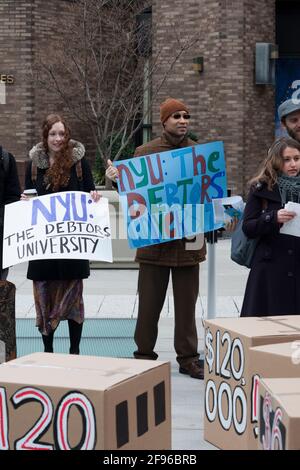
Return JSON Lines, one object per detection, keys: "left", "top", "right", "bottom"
{"left": 204, "top": 316, "right": 300, "bottom": 450}
{"left": 0, "top": 353, "right": 171, "bottom": 450}
{"left": 258, "top": 377, "right": 300, "bottom": 450}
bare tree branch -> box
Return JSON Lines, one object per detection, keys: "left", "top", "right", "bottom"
{"left": 31, "top": 0, "right": 200, "bottom": 185}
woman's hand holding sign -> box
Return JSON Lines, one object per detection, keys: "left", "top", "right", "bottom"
{"left": 89, "top": 190, "right": 101, "bottom": 203}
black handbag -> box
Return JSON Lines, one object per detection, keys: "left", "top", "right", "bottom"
{"left": 230, "top": 216, "right": 258, "bottom": 268}
{"left": 231, "top": 198, "right": 267, "bottom": 268}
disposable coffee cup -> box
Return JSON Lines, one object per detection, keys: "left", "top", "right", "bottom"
{"left": 23, "top": 189, "right": 37, "bottom": 199}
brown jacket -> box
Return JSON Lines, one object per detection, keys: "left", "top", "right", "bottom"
{"left": 133, "top": 131, "right": 206, "bottom": 266}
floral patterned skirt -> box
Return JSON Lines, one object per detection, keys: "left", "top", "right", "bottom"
{"left": 33, "top": 279, "right": 84, "bottom": 336}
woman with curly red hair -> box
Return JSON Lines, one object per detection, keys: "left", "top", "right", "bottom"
{"left": 22, "top": 114, "right": 101, "bottom": 354}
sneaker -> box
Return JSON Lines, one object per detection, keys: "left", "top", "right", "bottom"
{"left": 179, "top": 360, "right": 204, "bottom": 380}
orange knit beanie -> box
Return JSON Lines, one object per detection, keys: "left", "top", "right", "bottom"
{"left": 160, "top": 98, "right": 189, "bottom": 123}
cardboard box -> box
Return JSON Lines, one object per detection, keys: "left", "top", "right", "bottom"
{"left": 204, "top": 316, "right": 300, "bottom": 450}
{"left": 258, "top": 377, "right": 300, "bottom": 450}
{"left": 0, "top": 353, "right": 171, "bottom": 450}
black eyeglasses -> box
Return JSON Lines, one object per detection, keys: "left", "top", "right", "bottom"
{"left": 172, "top": 113, "right": 191, "bottom": 120}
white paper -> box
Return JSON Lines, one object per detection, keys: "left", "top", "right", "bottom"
{"left": 3, "top": 191, "right": 113, "bottom": 268}
{"left": 279, "top": 201, "right": 300, "bottom": 237}
{"left": 213, "top": 195, "right": 244, "bottom": 225}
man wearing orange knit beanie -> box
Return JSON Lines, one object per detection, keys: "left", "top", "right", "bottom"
{"left": 106, "top": 97, "right": 206, "bottom": 379}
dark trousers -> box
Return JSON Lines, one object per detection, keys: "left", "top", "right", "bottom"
{"left": 134, "top": 263, "right": 200, "bottom": 367}
{"left": 42, "top": 319, "right": 83, "bottom": 354}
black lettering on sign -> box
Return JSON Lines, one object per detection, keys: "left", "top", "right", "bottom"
{"left": 154, "top": 381, "right": 166, "bottom": 426}
{"left": 116, "top": 401, "right": 129, "bottom": 448}
{"left": 115, "top": 380, "right": 167, "bottom": 447}
{"left": 136, "top": 392, "right": 148, "bottom": 437}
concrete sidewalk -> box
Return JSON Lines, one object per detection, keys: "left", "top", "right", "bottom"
{"left": 8, "top": 239, "right": 249, "bottom": 450}
{"left": 11, "top": 239, "right": 248, "bottom": 319}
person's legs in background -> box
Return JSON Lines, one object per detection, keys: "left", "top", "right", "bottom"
{"left": 41, "top": 320, "right": 83, "bottom": 354}
{"left": 172, "top": 264, "right": 203, "bottom": 379}
{"left": 42, "top": 330, "right": 55, "bottom": 353}
{"left": 68, "top": 319, "right": 83, "bottom": 355}
{"left": 33, "top": 280, "right": 84, "bottom": 355}
{"left": 134, "top": 264, "right": 170, "bottom": 360}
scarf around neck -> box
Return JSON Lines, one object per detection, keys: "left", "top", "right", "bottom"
{"left": 162, "top": 130, "right": 188, "bottom": 148}
{"left": 277, "top": 173, "right": 300, "bottom": 204}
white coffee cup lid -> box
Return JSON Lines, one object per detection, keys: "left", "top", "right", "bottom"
{"left": 23, "top": 189, "right": 37, "bottom": 195}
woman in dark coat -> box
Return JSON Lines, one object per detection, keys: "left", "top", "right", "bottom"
{"left": 241, "top": 137, "right": 300, "bottom": 317}
{"left": 22, "top": 114, "right": 100, "bottom": 353}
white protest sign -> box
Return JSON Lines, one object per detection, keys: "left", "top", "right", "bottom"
{"left": 280, "top": 201, "right": 300, "bottom": 237}
{"left": 3, "top": 191, "right": 113, "bottom": 268}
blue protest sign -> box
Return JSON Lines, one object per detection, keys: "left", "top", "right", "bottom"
{"left": 115, "top": 141, "right": 227, "bottom": 249}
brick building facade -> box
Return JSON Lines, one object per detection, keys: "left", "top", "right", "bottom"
{"left": 152, "top": 0, "right": 275, "bottom": 195}
{"left": 0, "top": 0, "right": 276, "bottom": 195}
{"left": 0, "top": 0, "right": 78, "bottom": 185}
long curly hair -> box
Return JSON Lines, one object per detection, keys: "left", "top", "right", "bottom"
{"left": 249, "top": 136, "right": 300, "bottom": 190}
{"left": 42, "top": 114, "right": 73, "bottom": 191}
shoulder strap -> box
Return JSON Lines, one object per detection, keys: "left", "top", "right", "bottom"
{"left": 75, "top": 160, "right": 83, "bottom": 181}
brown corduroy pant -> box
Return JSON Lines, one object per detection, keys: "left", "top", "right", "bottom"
{"left": 134, "top": 263, "right": 200, "bottom": 367}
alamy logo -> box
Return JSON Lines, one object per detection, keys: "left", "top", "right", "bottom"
{"left": 291, "top": 80, "right": 300, "bottom": 104}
